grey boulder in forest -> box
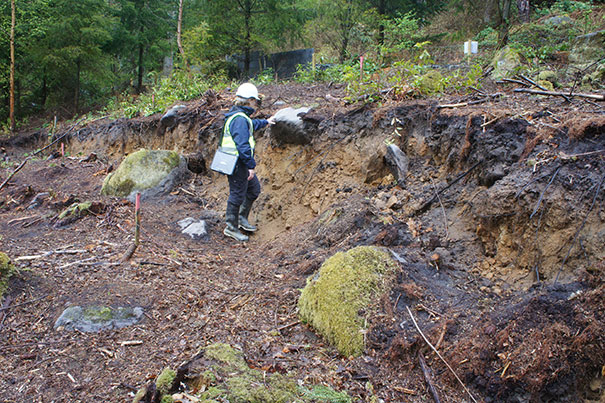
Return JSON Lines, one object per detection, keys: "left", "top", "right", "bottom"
{"left": 298, "top": 246, "right": 399, "bottom": 357}
{"left": 101, "top": 149, "right": 189, "bottom": 201}
{"left": 490, "top": 46, "right": 523, "bottom": 80}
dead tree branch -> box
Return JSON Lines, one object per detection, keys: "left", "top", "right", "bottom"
{"left": 514, "top": 88, "right": 604, "bottom": 101}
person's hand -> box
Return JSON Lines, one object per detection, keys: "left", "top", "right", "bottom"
{"left": 247, "top": 169, "right": 255, "bottom": 181}
{"left": 267, "top": 116, "right": 276, "bottom": 126}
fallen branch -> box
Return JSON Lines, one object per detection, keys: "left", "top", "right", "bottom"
{"left": 418, "top": 351, "right": 441, "bottom": 403}
{"left": 407, "top": 306, "right": 478, "bottom": 403}
{"left": 517, "top": 74, "right": 548, "bottom": 91}
{"left": 121, "top": 193, "right": 141, "bottom": 262}
{"left": 514, "top": 88, "right": 604, "bottom": 101}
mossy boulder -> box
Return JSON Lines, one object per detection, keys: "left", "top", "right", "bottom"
{"left": 569, "top": 30, "right": 605, "bottom": 69}
{"left": 538, "top": 70, "right": 558, "bottom": 87}
{"left": 54, "top": 305, "right": 144, "bottom": 332}
{"left": 181, "top": 343, "right": 351, "bottom": 403}
{"left": 58, "top": 201, "right": 93, "bottom": 219}
{"left": 101, "top": 149, "right": 189, "bottom": 201}
{"left": 416, "top": 70, "right": 444, "bottom": 95}
{"left": 537, "top": 79, "right": 555, "bottom": 91}
{"left": 582, "top": 65, "right": 605, "bottom": 89}
{"left": 490, "top": 46, "right": 523, "bottom": 80}
{"left": 298, "top": 246, "right": 399, "bottom": 357}
{"left": 0, "top": 252, "right": 16, "bottom": 299}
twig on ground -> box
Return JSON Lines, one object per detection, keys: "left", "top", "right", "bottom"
{"left": 407, "top": 306, "right": 478, "bottom": 403}
{"left": 418, "top": 351, "right": 442, "bottom": 403}
{"left": 554, "top": 172, "right": 605, "bottom": 284}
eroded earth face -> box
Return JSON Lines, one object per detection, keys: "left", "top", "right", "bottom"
{"left": 1, "top": 83, "right": 603, "bottom": 402}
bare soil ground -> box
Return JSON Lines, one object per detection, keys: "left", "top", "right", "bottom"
{"left": 0, "top": 81, "right": 604, "bottom": 402}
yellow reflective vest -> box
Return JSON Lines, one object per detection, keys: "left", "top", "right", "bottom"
{"left": 221, "top": 112, "right": 256, "bottom": 156}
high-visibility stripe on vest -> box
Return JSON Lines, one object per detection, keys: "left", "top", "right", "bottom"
{"left": 221, "top": 112, "right": 255, "bottom": 156}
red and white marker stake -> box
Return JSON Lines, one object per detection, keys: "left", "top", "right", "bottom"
{"left": 360, "top": 56, "right": 364, "bottom": 81}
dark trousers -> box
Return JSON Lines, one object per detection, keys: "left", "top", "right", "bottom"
{"left": 227, "top": 160, "right": 261, "bottom": 207}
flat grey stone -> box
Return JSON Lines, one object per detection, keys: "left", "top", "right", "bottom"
{"left": 54, "top": 306, "right": 144, "bottom": 332}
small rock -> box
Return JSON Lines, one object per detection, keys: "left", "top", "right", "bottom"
{"left": 178, "top": 217, "right": 208, "bottom": 240}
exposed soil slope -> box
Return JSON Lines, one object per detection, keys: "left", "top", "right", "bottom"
{"left": 0, "top": 82, "right": 604, "bottom": 402}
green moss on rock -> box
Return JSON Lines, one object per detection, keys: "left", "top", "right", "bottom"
{"left": 192, "top": 343, "right": 351, "bottom": 403}
{"left": 58, "top": 202, "right": 93, "bottom": 219}
{"left": 537, "top": 79, "right": 555, "bottom": 91}
{"left": 538, "top": 70, "right": 558, "bottom": 85}
{"left": 490, "top": 46, "right": 523, "bottom": 80}
{"left": 156, "top": 367, "right": 176, "bottom": 395}
{"left": 298, "top": 246, "right": 398, "bottom": 357}
{"left": 416, "top": 70, "right": 444, "bottom": 94}
{"left": 101, "top": 149, "right": 181, "bottom": 197}
{"left": 0, "top": 252, "right": 16, "bottom": 299}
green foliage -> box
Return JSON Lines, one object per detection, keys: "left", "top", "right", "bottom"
{"left": 377, "top": 12, "right": 422, "bottom": 56}
{"left": 106, "top": 71, "right": 226, "bottom": 119}
{"left": 509, "top": 20, "right": 578, "bottom": 63}
{"left": 254, "top": 68, "right": 277, "bottom": 85}
{"left": 550, "top": 0, "right": 593, "bottom": 13}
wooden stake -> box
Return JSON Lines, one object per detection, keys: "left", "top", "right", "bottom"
{"left": 121, "top": 193, "right": 141, "bottom": 262}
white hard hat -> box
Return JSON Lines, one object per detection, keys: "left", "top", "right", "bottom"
{"left": 235, "top": 83, "right": 260, "bottom": 100}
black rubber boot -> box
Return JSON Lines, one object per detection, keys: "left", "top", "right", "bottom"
{"left": 224, "top": 202, "right": 249, "bottom": 242}
{"left": 239, "top": 198, "right": 257, "bottom": 232}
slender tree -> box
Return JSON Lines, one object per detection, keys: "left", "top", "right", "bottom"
{"left": 203, "top": 0, "right": 306, "bottom": 77}
{"left": 9, "top": 0, "right": 15, "bottom": 131}
{"left": 177, "top": 0, "right": 189, "bottom": 70}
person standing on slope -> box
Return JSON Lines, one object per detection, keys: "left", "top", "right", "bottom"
{"left": 221, "top": 83, "right": 274, "bottom": 242}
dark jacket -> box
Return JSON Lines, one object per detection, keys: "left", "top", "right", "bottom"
{"left": 224, "top": 106, "right": 268, "bottom": 170}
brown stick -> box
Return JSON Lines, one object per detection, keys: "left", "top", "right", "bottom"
{"left": 121, "top": 193, "right": 141, "bottom": 262}
{"left": 418, "top": 351, "right": 441, "bottom": 403}
{"left": 513, "top": 88, "right": 604, "bottom": 101}
{"left": 407, "top": 306, "right": 478, "bottom": 403}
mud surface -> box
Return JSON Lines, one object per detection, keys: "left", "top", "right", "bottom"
{"left": 1, "top": 82, "right": 604, "bottom": 402}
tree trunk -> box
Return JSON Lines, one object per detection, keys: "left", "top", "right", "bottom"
{"left": 9, "top": 0, "right": 16, "bottom": 132}
{"left": 517, "top": 0, "right": 530, "bottom": 23}
{"left": 137, "top": 43, "right": 144, "bottom": 93}
{"left": 177, "top": 0, "right": 188, "bottom": 70}
{"left": 499, "top": 0, "right": 513, "bottom": 46}
{"left": 483, "top": 0, "right": 501, "bottom": 25}
{"left": 243, "top": 0, "right": 252, "bottom": 78}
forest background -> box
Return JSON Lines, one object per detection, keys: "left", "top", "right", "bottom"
{"left": 1, "top": 0, "right": 604, "bottom": 132}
